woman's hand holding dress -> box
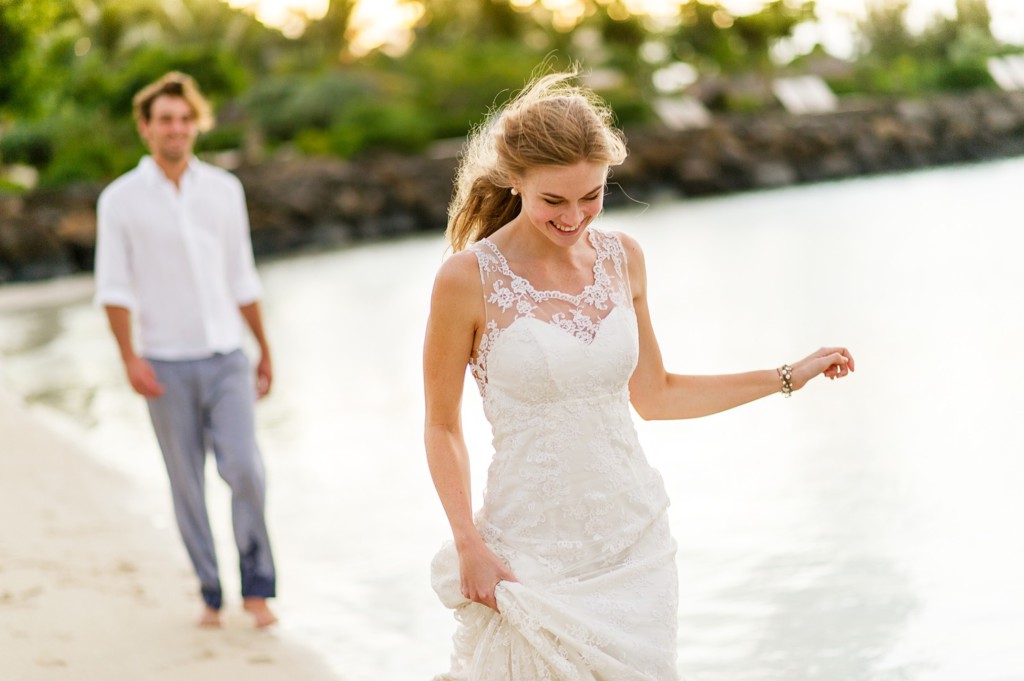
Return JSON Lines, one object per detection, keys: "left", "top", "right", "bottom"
{"left": 457, "top": 538, "right": 518, "bottom": 613}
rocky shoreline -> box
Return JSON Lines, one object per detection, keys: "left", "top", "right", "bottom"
{"left": 2, "top": 88, "right": 1023, "bottom": 283}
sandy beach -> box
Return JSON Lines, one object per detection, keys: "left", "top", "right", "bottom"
{"left": 0, "top": 382, "right": 344, "bottom": 681}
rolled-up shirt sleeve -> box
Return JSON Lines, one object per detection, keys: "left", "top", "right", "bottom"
{"left": 93, "top": 191, "right": 138, "bottom": 310}
{"left": 225, "top": 178, "right": 262, "bottom": 305}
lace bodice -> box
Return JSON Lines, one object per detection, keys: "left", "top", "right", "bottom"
{"left": 431, "top": 227, "right": 679, "bottom": 681}
{"left": 469, "top": 227, "right": 635, "bottom": 398}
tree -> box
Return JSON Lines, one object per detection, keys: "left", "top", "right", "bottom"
{"left": 956, "top": 0, "right": 992, "bottom": 34}
{"left": 407, "top": 0, "right": 530, "bottom": 46}
{"left": 851, "top": 0, "right": 998, "bottom": 93}
{"left": 857, "top": 0, "right": 912, "bottom": 61}
{"left": 302, "top": 0, "right": 359, "bottom": 63}
{"left": 0, "top": 0, "right": 64, "bottom": 113}
{"left": 731, "top": 0, "right": 816, "bottom": 73}
{"left": 671, "top": 1, "right": 814, "bottom": 74}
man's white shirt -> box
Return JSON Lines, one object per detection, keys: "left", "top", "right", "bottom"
{"left": 94, "top": 156, "right": 262, "bottom": 360}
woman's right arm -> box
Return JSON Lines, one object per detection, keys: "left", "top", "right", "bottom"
{"left": 423, "top": 251, "right": 516, "bottom": 612}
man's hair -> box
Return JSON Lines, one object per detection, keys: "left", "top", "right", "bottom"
{"left": 132, "top": 71, "right": 214, "bottom": 132}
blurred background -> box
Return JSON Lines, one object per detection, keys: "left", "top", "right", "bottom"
{"left": 2, "top": 2, "right": 1024, "bottom": 680}
{"left": 1, "top": 0, "right": 1024, "bottom": 189}
{"left": 3, "top": 0, "right": 1024, "bottom": 279}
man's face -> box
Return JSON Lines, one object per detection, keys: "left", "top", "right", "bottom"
{"left": 138, "top": 94, "right": 198, "bottom": 163}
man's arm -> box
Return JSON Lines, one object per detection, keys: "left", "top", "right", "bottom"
{"left": 104, "top": 305, "right": 164, "bottom": 398}
{"left": 239, "top": 301, "right": 272, "bottom": 398}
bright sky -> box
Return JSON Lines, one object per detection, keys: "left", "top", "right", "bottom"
{"left": 223, "top": 0, "right": 422, "bottom": 52}
{"left": 225, "top": 0, "right": 1024, "bottom": 56}
{"left": 786, "top": 0, "right": 1024, "bottom": 57}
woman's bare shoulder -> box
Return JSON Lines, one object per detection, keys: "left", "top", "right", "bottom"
{"left": 431, "top": 248, "right": 483, "bottom": 302}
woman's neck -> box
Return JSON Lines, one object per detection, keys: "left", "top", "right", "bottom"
{"left": 500, "top": 217, "right": 592, "bottom": 267}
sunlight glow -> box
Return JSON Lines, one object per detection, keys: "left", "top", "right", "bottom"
{"left": 623, "top": 0, "right": 684, "bottom": 19}
{"left": 225, "top": 0, "right": 1024, "bottom": 56}
{"left": 225, "top": 0, "right": 328, "bottom": 38}
{"left": 347, "top": 0, "right": 425, "bottom": 56}
{"left": 725, "top": 0, "right": 1024, "bottom": 59}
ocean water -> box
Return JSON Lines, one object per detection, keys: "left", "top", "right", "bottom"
{"left": 1, "top": 157, "right": 1023, "bottom": 681}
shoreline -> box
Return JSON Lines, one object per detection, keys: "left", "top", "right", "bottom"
{"left": 0, "top": 273, "right": 94, "bottom": 312}
{"left": 0, "top": 386, "right": 345, "bottom": 681}
{"left": 3, "top": 88, "right": 1024, "bottom": 284}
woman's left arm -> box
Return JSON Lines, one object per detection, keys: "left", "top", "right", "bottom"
{"left": 621, "top": 233, "right": 854, "bottom": 421}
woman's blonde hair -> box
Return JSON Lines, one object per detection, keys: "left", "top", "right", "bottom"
{"left": 132, "top": 71, "right": 215, "bottom": 133}
{"left": 446, "top": 70, "right": 627, "bottom": 252}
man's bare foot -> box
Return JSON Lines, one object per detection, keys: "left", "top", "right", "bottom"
{"left": 198, "top": 606, "right": 222, "bottom": 628}
{"left": 243, "top": 597, "right": 278, "bottom": 628}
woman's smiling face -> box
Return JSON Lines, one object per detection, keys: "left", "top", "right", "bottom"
{"left": 515, "top": 161, "right": 608, "bottom": 247}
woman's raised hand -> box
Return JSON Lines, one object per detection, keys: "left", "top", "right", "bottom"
{"left": 791, "top": 346, "right": 855, "bottom": 391}
{"left": 458, "top": 539, "right": 518, "bottom": 613}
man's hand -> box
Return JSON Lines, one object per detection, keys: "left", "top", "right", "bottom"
{"left": 255, "top": 352, "right": 272, "bottom": 399}
{"left": 125, "top": 356, "right": 164, "bottom": 398}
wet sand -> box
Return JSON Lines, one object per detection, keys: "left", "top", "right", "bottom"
{"left": 0, "top": 386, "right": 345, "bottom": 681}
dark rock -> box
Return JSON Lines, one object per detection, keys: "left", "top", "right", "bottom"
{"left": 5, "top": 89, "right": 1024, "bottom": 283}
{"left": 309, "top": 221, "right": 355, "bottom": 248}
{"left": 0, "top": 216, "right": 74, "bottom": 281}
{"left": 752, "top": 161, "right": 798, "bottom": 188}
{"left": 676, "top": 157, "right": 722, "bottom": 195}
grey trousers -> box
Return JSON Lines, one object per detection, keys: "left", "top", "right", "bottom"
{"left": 146, "top": 349, "right": 276, "bottom": 610}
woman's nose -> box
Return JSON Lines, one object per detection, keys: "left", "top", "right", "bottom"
{"left": 562, "top": 205, "right": 583, "bottom": 225}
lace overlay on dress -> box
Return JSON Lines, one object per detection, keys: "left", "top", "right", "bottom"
{"left": 469, "top": 227, "right": 633, "bottom": 395}
{"left": 431, "top": 227, "right": 679, "bottom": 681}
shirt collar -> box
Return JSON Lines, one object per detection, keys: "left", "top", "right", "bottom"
{"left": 137, "top": 155, "right": 200, "bottom": 188}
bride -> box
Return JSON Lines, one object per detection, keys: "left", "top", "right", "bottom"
{"left": 422, "top": 70, "right": 854, "bottom": 680}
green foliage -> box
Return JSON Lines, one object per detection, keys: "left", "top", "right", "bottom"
{"left": 245, "top": 72, "right": 376, "bottom": 143}
{"left": 328, "top": 99, "right": 434, "bottom": 155}
{"left": 731, "top": 0, "right": 816, "bottom": 71}
{"left": 670, "top": 0, "right": 813, "bottom": 77}
{"left": 0, "top": 0, "right": 1017, "bottom": 187}
{"left": 195, "top": 123, "right": 246, "bottom": 153}
{"left": 106, "top": 46, "right": 249, "bottom": 113}
{"left": 956, "top": 0, "right": 993, "bottom": 32}
{"left": 0, "top": 177, "right": 28, "bottom": 194}
{"left": 857, "top": 0, "right": 913, "bottom": 61}
{"left": 0, "top": 0, "right": 64, "bottom": 109}
{"left": 398, "top": 41, "right": 552, "bottom": 138}
{"left": 300, "top": 0, "right": 359, "bottom": 64}
{"left": 590, "top": 77, "right": 652, "bottom": 126}
{"left": 63, "top": 112, "right": 141, "bottom": 183}
{"left": 1, "top": 108, "right": 140, "bottom": 185}
{"left": 293, "top": 128, "right": 332, "bottom": 156}
{"left": 0, "top": 122, "right": 54, "bottom": 167}
{"left": 416, "top": 0, "right": 527, "bottom": 43}
{"left": 853, "top": 0, "right": 1000, "bottom": 94}
{"left": 934, "top": 61, "right": 993, "bottom": 90}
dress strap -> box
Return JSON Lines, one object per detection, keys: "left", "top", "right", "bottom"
{"left": 589, "top": 228, "right": 633, "bottom": 308}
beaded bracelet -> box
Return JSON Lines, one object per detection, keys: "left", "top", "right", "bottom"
{"left": 777, "top": 364, "right": 793, "bottom": 398}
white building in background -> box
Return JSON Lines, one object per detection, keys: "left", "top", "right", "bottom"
{"left": 987, "top": 55, "right": 1024, "bottom": 91}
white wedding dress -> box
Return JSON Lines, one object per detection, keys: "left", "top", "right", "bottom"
{"left": 431, "top": 228, "right": 679, "bottom": 681}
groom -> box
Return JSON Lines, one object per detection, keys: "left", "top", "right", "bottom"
{"left": 93, "top": 71, "right": 277, "bottom": 628}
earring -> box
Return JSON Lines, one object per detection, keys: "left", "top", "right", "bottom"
{"left": 510, "top": 187, "right": 519, "bottom": 196}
